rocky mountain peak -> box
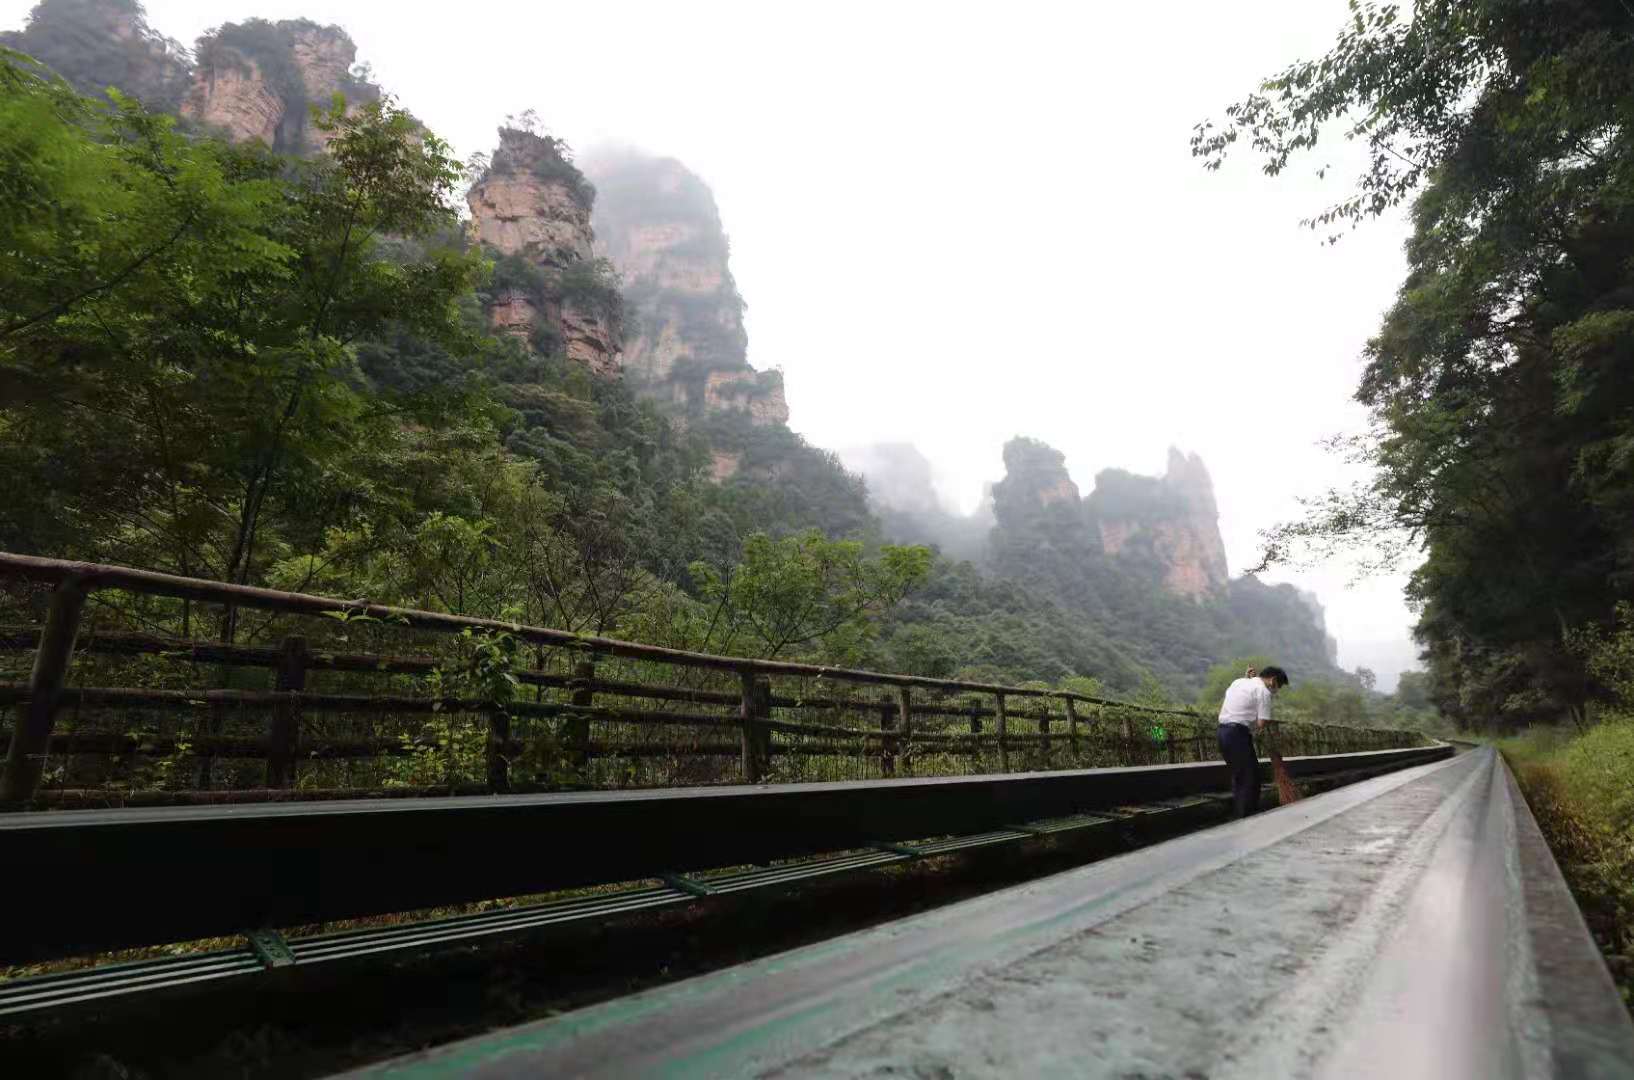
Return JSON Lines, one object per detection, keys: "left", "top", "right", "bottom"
{"left": 469, "top": 129, "right": 596, "bottom": 266}
{"left": 990, "top": 438, "right": 1088, "bottom": 543}
{"left": 1163, "top": 446, "right": 1219, "bottom": 517}
{"left": 182, "top": 19, "right": 375, "bottom": 153}
{"left": 1087, "top": 449, "right": 1229, "bottom": 600}
{"left": 584, "top": 148, "right": 784, "bottom": 425}
{"left": 467, "top": 128, "right": 622, "bottom": 377}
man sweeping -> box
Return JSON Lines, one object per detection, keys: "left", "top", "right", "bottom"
{"left": 1216, "top": 665, "right": 1289, "bottom": 818}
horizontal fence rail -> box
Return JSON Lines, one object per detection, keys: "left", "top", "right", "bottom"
{"left": 0, "top": 552, "right": 1426, "bottom": 804}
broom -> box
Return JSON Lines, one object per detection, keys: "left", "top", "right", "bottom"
{"left": 1246, "top": 667, "right": 1301, "bottom": 805}
{"left": 1266, "top": 723, "right": 1302, "bottom": 805}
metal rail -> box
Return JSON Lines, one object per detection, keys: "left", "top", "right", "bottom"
{"left": 342, "top": 748, "right": 1634, "bottom": 1080}
{"left": 0, "top": 750, "right": 1440, "bottom": 1022}
{"left": 0, "top": 744, "right": 1447, "bottom": 966}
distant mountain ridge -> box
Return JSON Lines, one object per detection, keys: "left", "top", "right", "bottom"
{"left": 852, "top": 436, "right": 1352, "bottom": 692}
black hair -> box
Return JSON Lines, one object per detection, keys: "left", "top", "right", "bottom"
{"left": 1259, "top": 665, "right": 1290, "bottom": 688}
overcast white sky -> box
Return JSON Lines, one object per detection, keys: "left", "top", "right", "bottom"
{"left": 4, "top": 0, "right": 1425, "bottom": 689}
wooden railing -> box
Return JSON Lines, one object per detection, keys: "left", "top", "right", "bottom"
{"left": 0, "top": 553, "right": 1425, "bottom": 803}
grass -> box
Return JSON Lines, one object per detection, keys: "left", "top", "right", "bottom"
{"left": 1498, "top": 715, "right": 1634, "bottom": 1013}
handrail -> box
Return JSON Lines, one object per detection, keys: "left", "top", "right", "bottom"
{"left": 0, "top": 552, "right": 1410, "bottom": 725}
{"left": 0, "top": 552, "right": 1426, "bottom": 801}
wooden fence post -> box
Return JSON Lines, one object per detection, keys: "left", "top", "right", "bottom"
{"left": 567, "top": 659, "right": 595, "bottom": 772}
{"left": 995, "top": 692, "right": 1009, "bottom": 773}
{"left": 1039, "top": 703, "right": 1051, "bottom": 763}
{"left": 739, "top": 669, "right": 768, "bottom": 782}
{"left": 486, "top": 708, "right": 511, "bottom": 793}
{"left": 1064, "top": 698, "right": 1079, "bottom": 760}
{"left": 0, "top": 578, "right": 87, "bottom": 803}
{"left": 266, "top": 635, "right": 307, "bottom": 789}
{"left": 897, "top": 686, "right": 913, "bottom": 777}
{"left": 755, "top": 677, "right": 773, "bottom": 768}
{"left": 1122, "top": 712, "right": 1135, "bottom": 763}
{"left": 195, "top": 698, "right": 224, "bottom": 790}
{"left": 879, "top": 701, "right": 896, "bottom": 778}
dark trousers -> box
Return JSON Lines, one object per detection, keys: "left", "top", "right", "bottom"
{"left": 1217, "top": 723, "right": 1259, "bottom": 819}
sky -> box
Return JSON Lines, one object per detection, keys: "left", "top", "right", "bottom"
{"left": 3, "top": 0, "right": 1424, "bottom": 689}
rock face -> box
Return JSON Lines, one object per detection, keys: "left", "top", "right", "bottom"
{"left": 979, "top": 435, "right": 1351, "bottom": 691}
{"left": 1087, "top": 448, "right": 1231, "bottom": 600}
{"left": 466, "top": 128, "right": 622, "bottom": 376}
{"left": 584, "top": 150, "right": 783, "bottom": 424}
{"left": 560, "top": 300, "right": 622, "bottom": 377}
{"left": 703, "top": 370, "right": 790, "bottom": 425}
{"left": 2, "top": 0, "right": 191, "bottom": 110}
{"left": 1296, "top": 588, "right": 1342, "bottom": 663}
{"left": 468, "top": 154, "right": 595, "bottom": 266}
{"left": 182, "top": 20, "right": 375, "bottom": 153}
{"left": 182, "top": 56, "right": 284, "bottom": 145}
{"left": 986, "top": 439, "right": 1230, "bottom": 601}
{"left": 991, "top": 439, "right": 1090, "bottom": 539}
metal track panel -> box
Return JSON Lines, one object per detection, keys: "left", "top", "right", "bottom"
{"left": 340, "top": 749, "right": 1634, "bottom": 1080}
{"left": 0, "top": 752, "right": 1448, "bottom": 1023}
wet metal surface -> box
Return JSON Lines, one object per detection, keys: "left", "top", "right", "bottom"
{"left": 344, "top": 749, "right": 1634, "bottom": 1079}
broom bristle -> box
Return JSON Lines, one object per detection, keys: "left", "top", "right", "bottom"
{"left": 1270, "top": 748, "right": 1301, "bottom": 804}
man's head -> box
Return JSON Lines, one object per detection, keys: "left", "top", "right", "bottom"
{"left": 1259, "top": 665, "right": 1289, "bottom": 692}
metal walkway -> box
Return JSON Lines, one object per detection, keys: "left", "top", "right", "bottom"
{"left": 344, "top": 748, "right": 1634, "bottom": 1079}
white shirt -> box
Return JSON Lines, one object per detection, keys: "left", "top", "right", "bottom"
{"left": 1218, "top": 677, "right": 1272, "bottom": 727}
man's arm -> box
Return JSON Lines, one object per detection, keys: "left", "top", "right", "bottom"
{"left": 1253, "top": 686, "right": 1273, "bottom": 733}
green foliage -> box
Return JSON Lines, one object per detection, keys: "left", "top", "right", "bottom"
{"left": 692, "top": 530, "right": 931, "bottom": 661}
{"left": 878, "top": 556, "right": 1153, "bottom": 692}
{"left": 483, "top": 252, "right": 549, "bottom": 305}
{"left": 1500, "top": 717, "right": 1634, "bottom": 1009}
{"left": 1568, "top": 602, "right": 1634, "bottom": 707}
{"left": 0, "top": 74, "right": 487, "bottom": 617}
{"left": 1195, "top": 657, "right": 1273, "bottom": 714}
{"left": 558, "top": 257, "right": 625, "bottom": 333}
{"left": 1203, "top": 0, "right": 1634, "bottom": 731}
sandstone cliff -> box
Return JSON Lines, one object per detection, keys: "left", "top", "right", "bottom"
{"left": 182, "top": 19, "right": 378, "bottom": 153}
{"left": 990, "top": 439, "right": 1092, "bottom": 541}
{"left": 981, "top": 435, "right": 1351, "bottom": 690}
{"left": 1087, "top": 448, "right": 1230, "bottom": 600}
{"left": 466, "top": 128, "right": 622, "bottom": 376}
{"left": 584, "top": 149, "right": 786, "bottom": 425}
{"left": 985, "top": 439, "right": 1229, "bottom": 601}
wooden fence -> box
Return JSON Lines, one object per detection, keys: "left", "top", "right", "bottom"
{"left": 0, "top": 553, "right": 1424, "bottom": 803}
